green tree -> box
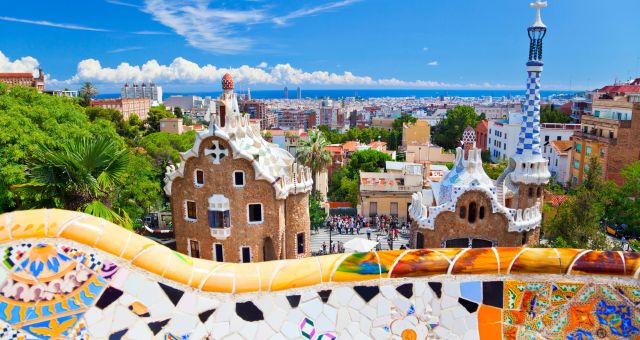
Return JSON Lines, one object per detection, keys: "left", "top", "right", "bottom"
{"left": 16, "top": 137, "right": 131, "bottom": 227}
{"left": 173, "top": 107, "right": 183, "bottom": 118}
{"left": 544, "top": 156, "right": 607, "bottom": 249}
{"left": 78, "top": 82, "right": 98, "bottom": 107}
{"left": 484, "top": 161, "right": 507, "bottom": 180}
{"left": 137, "top": 131, "right": 196, "bottom": 167}
{"left": 347, "top": 149, "right": 392, "bottom": 178}
{"left": 145, "top": 106, "right": 175, "bottom": 133}
{"left": 309, "top": 193, "right": 327, "bottom": 232}
{"left": 432, "top": 105, "right": 480, "bottom": 150}
{"left": 296, "top": 130, "right": 333, "bottom": 197}
{"left": 392, "top": 114, "right": 417, "bottom": 130}
{"left": 541, "top": 105, "right": 571, "bottom": 123}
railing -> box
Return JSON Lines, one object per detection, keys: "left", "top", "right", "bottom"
{"left": 573, "top": 131, "right": 617, "bottom": 145}
{"left": 360, "top": 183, "right": 422, "bottom": 192}
{"left": 210, "top": 227, "right": 232, "bottom": 240}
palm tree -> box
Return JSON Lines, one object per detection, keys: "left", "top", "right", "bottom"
{"left": 17, "top": 137, "right": 131, "bottom": 227}
{"left": 78, "top": 82, "right": 98, "bottom": 106}
{"left": 296, "top": 130, "right": 333, "bottom": 198}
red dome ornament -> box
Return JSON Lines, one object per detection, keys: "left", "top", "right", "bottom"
{"left": 221, "top": 73, "right": 234, "bottom": 90}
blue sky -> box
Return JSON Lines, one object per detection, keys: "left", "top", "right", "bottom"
{"left": 0, "top": 0, "right": 639, "bottom": 92}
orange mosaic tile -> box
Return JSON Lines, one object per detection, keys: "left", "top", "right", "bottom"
{"left": 451, "top": 248, "right": 499, "bottom": 275}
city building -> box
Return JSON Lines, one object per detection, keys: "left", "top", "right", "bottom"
{"left": 164, "top": 74, "right": 313, "bottom": 262}
{"left": 44, "top": 90, "right": 78, "bottom": 98}
{"left": 404, "top": 145, "right": 455, "bottom": 164}
{"left": 359, "top": 161, "right": 424, "bottom": 221}
{"left": 277, "top": 109, "right": 307, "bottom": 130}
{"left": 159, "top": 117, "right": 204, "bottom": 134}
{"left": 474, "top": 103, "right": 522, "bottom": 119}
{"left": 284, "top": 86, "right": 288, "bottom": 99}
{"left": 475, "top": 120, "right": 489, "bottom": 150}
{"left": 487, "top": 113, "right": 579, "bottom": 162}
{"left": 570, "top": 85, "right": 640, "bottom": 186}
{"left": 90, "top": 97, "right": 152, "bottom": 120}
{"left": 409, "top": 2, "right": 550, "bottom": 248}
{"left": 0, "top": 68, "right": 45, "bottom": 92}
{"left": 121, "top": 82, "right": 163, "bottom": 105}
{"left": 370, "top": 117, "right": 394, "bottom": 130}
{"left": 402, "top": 119, "right": 431, "bottom": 146}
{"left": 164, "top": 95, "right": 204, "bottom": 112}
{"left": 548, "top": 140, "right": 573, "bottom": 186}
{"left": 318, "top": 100, "right": 343, "bottom": 129}
{"left": 239, "top": 100, "right": 276, "bottom": 129}
{"left": 296, "top": 86, "right": 302, "bottom": 99}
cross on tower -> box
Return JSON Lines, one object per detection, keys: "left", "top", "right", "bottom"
{"left": 204, "top": 140, "right": 228, "bottom": 165}
{"left": 530, "top": 0, "right": 547, "bottom": 27}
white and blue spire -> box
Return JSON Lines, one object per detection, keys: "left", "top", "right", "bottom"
{"left": 505, "top": 1, "right": 551, "bottom": 185}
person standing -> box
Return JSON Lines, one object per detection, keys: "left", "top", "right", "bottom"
{"left": 322, "top": 242, "right": 327, "bottom": 254}
{"left": 366, "top": 226, "right": 372, "bottom": 240}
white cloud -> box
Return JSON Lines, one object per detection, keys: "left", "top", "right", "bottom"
{"left": 256, "top": 61, "right": 268, "bottom": 68}
{"left": 0, "top": 16, "right": 110, "bottom": 32}
{"left": 133, "top": 30, "right": 170, "bottom": 35}
{"left": 108, "top": 46, "right": 144, "bottom": 54}
{"left": 422, "top": 47, "right": 429, "bottom": 52}
{"left": 428, "top": 61, "right": 439, "bottom": 66}
{"left": 0, "top": 51, "right": 40, "bottom": 75}
{"left": 273, "top": 0, "right": 360, "bottom": 26}
{"left": 105, "top": 0, "right": 141, "bottom": 8}
{"left": 1, "top": 51, "right": 514, "bottom": 89}
{"left": 142, "top": 0, "right": 265, "bottom": 54}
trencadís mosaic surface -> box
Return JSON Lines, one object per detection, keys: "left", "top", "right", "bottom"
{"left": 1, "top": 209, "right": 639, "bottom": 339}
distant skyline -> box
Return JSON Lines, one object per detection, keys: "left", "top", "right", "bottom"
{"left": 0, "top": 0, "right": 639, "bottom": 92}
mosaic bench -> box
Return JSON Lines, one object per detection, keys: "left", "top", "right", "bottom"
{"left": 0, "top": 209, "right": 638, "bottom": 339}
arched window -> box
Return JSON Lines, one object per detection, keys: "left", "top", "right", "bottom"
{"left": 528, "top": 187, "right": 534, "bottom": 198}
{"left": 468, "top": 202, "right": 477, "bottom": 223}
{"left": 459, "top": 206, "right": 466, "bottom": 219}
{"left": 479, "top": 206, "right": 485, "bottom": 220}
{"left": 536, "top": 187, "right": 542, "bottom": 197}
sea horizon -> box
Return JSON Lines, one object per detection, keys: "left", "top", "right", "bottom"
{"left": 98, "top": 88, "right": 579, "bottom": 100}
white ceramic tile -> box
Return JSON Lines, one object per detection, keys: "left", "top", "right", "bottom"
{"left": 379, "top": 285, "right": 397, "bottom": 300}
{"left": 112, "top": 305, "right": 137, "bottom": 329}
{"left": 336, "top": 307, "right": 351, "bottom": 330}
{"left": 347, "top": 307, "right": 361, "bottom": 322}
{"left": 168, "top": 310, "right": 199, "bottom": 335}
{"left": 222, "top": 333, "right": 244, "bottom": 340}
{"left": 464, "top": 329, "right": 480, "bottom": 340}
{"left": 238, "top": 320, "right": 258, "bottom": 339}
{"left": 284, "top": 308, "right": 304, "bottom": 325}
{"left": 315, "top": 314, "right": 334, "bottom": 334}
{"left": 348, "top": 294, "right": 366, "bottom": 310}
{"left": 214, "top": 302, "right": 235, "bottom": 322}
{"left": 376, "top": 298, "right": 391, "bottom": 318}
{"left": 196, "top": 296, "right": 221, "bottom": 314}
{"left": 280, "top": 320, "right": 299, "bottom": 339}
{"left": 176, "top": 291, "right": 199, "bottom": 314}
{"left": 265, "top": 305, "right": 287, "bottom": 330}
{"left": 441, "top": 295, "right": 458, "bottom": 309}
{"left": 300, "top": 297, "right": 323, "bottom": 319}
{"left": 256, "top": 320, "right": 277, "bottom": 339}
{"left": 370, "top": 327, "right": 390, "bottom": 340}
{"left": 209, "top": 322, "right": 231, "bottom": 338}
{"left": 125, "top": 319, "right": 153, "bottom": 339}
{"left": 443, "top": 282, "right": 460, "bottom": 298}
{"left": 322, "top": 304, "right": 337, "bottom": 324}
{"left": 329, "top": 287, "right": 354, "bottom": 307}
{"left": 392, "top": 297, "right": 411, "bottom": 314}
{"left": 358, "top": 316, "right": 372, "bottom": 334}
{"left": 361, "top": 305, "right": 377, "bottom": 320}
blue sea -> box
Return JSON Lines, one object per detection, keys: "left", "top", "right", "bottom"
{"left": 99, "top": 89, "right": 577, "bottom": 100}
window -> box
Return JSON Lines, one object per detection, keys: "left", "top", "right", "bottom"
{"left": 185, "top": 201, "right": 197, "bottom": 221}
{"left": 459, "top": 206, "right": 466, "bottom": 219}
{"left": 195, "top": 169, "right": 204, "bottom": 187}
{"left": 468, "top": 202, "right": 477, "bottom": 223}
{"left": 208, "top": 210, "right": 230, "bottom": 228}
{"left": 537, "top": 187, "right": 542, "bottom": 197}
{"left": 575, "top": 143, "right": 581, "bottom": 153}
{"left": 390, "top": 202, "right": 398, "bottom": 217}
{"left": 214, "top": 244, "right": 224, "bottom": 262}
{"left": 479, "top": 206, "right": 485, "bottom": 220}
{"left": 369, "top": 202, "right": 377, "bottom": 217}
{"left": 555, "top": 159, "right": 558, "bottom": 166}
{"left": 297, "top": 233, "right": 305, "bottom": 254}
{"left": 573, "top": 160, "right": 580, "bottom": 169}
{"left": 609, "top": 131, "right": 614, "bottom": 139}
{"left": 247, "top": 203, "right": 263, "bottom": 224}
{"left": 557, "top": 136, "right": 561, "bottom": 141}
{"left": 188, "top": 239, "right": 200, "bottom": 258}
{"left": 233, "top": 171, "right": 245, "bottom": 187}
{"left": 600, "top": 149, "right": 605, "bottom": 157}
{"left": 584, "top": 164, "right": 589, "bottom": 172}
{"left": 528, "top": 187, "right": 533, "bottom": 198}
{"left": 586, "top": 146, "right": 592, "bottom": 156}
{"left": 544, "top": 135, "right": 549, "bottom": 142}
{"left": 241, "top": 246, "right": 251, "bottom": 263}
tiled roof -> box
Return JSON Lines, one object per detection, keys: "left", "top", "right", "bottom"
{"left": 0, "top": 73, "right": 33, "bottom": 78}
{"left": 549, "top": 140, "right": 573, "bottom": 155}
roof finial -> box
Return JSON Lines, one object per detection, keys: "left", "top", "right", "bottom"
{"left": 530, "top": 0, "right": 548, "bottom": 28}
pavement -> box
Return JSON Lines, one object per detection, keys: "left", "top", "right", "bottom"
{"left": 310, "top": 226, "right": 410, "bottom": 254}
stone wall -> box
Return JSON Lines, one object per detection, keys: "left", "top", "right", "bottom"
{"left": 1, "top": 209, "right": 639, "bottom": 339}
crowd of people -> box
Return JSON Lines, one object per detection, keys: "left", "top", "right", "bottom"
{"left": 317, "top": 214, "right": 411, "bottom": 255}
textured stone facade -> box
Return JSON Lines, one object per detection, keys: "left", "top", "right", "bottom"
{"left": 170, "top": 136, "right": 309, "bottom": 262}
{"left": 411, "top": 190, "right": 528, "bottom": 248}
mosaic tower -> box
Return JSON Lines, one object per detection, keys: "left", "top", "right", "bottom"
{"left": 497, "top": 1, "right": 551, "bottom": 235}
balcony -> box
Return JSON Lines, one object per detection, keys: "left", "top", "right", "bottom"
{"left": 573, "top": 131, "right": 616, "bottom": 145}
{"left": 582, "top": 115, "right": 632, "bottom": 128}
{"left": 210, "top": 227, "right": 231, "bottom": 240}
